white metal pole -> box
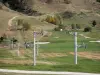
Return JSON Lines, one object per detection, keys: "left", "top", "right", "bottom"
{"left": 74, "top": 32, "right": 78, "bottom": 64}
{"left": 36, "top": 42, "right": 39, "bottom": 56}
{"left": 36, "top": 43, "right": 37, "bottom": 56}
{"left": 33, "top": 31, "right": 36, "bottom": 66}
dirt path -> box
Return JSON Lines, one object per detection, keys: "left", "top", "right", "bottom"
{"left": 8, "top": 16, "right": 19, "bottom": 27}
{"left": 94, "top": 13, "right": 100, "bottom": 17}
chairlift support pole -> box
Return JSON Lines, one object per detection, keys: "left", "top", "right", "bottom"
{"left": 36, "top": 41, "right": 39, "bottom": 56}
{"left": 74, "top": 32, "right": 78, "bottom": 64}
{"left": 33, "top": 31, "right": 36, "bottom": 66}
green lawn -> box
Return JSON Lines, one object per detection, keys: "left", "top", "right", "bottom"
{"left": 0, "top": 48, "right": 13, "bottom": 58}
{"left": 40, "top": 31, "right": 100, "bottom": 52}
{"left": 0, "top": 31, "right": 100, "bottom": 73}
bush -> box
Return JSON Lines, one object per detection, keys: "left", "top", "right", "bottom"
{"left": 64, "top": 0, "right": 71, "bottom": 4}
{"left": 46, "top": 0, "right": 53, "bottom": 4}
{"left": 0, "top": 37, "right": 4, "bottom": 43}
{"left": 71, "top": 24, "right": 76, "bottom": 29}
{"left": 96, "top": 0, "right": 100, "bottom": 2}
{"left": 59, "top": 24, "right": 65, "bottom": 29}
{"left": 54, "top": 27, "right": 60, "bottom": 31}
{"left": 45, "top": 15, "right": 56, "bottom": 25}
{"left": 11, "top": 38, "right": 18, "bottom": 44}
{"left": 84, "top": 27, "right": 92, "bottom": 32}
{"left": 92, "top": 20, "right": 97, "bottom": 27}
{"left": 54, "top": 24, "right": 65, "bottom": 31}
{"left": 62, "top": 11, "right": 75, "bottom": 19}
{"left": 55, "top": 14, "right": 63, "bottom": 25}
{"left": 76, "top": 24, "right": 81, "bottom": 29}
{"left": 17, "top": 19, "right": 23, "bottom": 25}
{"left": 16, "top": 19, "right": 30, "bottom": 31}
{"left": 0, "top": 34, "right": 7, "bottom": 43}
{"left": 45, "top": 15, "right": 63, "bottom": 25}
{"left": 22, "top": 22, "right": 30, "bottom": 31}
{"left": 15, "top": 19, "right": 24, "bottom": 30}
{"left": 71, "top": 24, "right": 81, "bottom": 30}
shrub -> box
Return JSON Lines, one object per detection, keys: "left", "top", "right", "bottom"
{"left": 17, "top": 19, "right": 23, "bottom": 26}
{"left": 0, "top": 37, "right": 4, "bottom": 43}
{"left": 64, "top": 0, "right": 71, "bottom": 4}
{"left": 92, "top": 20, "right": 97, "bottom": 27}
{"left": 62, "top": 11, "right": 75, "bottom": 19}
{"left": 0, "top": 34, "right": 7, "bottom": 43}
{"left": 16, "top": 19, "right": 30, "bottom": 31}
{"left": 84, "top": 27, "right": 92, "bottom": 32}
{"left": 54, "top": 27, "right": 60, "bottom": 31}
{"left": 54, "top": 24, "right": 65, "bottom": 31}
{"left": 22, "top": 22, "right": 30, "bottom": 31}
{"left": 45, "top": 15, "right": 56, "bottom": 25}
{"left": 11, "top": 37, "right": 18, "bottom": 44}
{"left": 71, "top": 24, "right": 76, "bottom": 29}
{"left": 16, "top": 19, "right": 24, "bottom": 30}
{"left": 46, "top": 0, "right": 53, "bottom": 4}
{"left": 59, "top": 24, "right": 65, "bottom": 29}
{"left": 71, "top": 24, "right": 81, "bottom": 30}
{"left": 45, "top": 15, "right": 63, "bottom": 25}
{"left": 55, "top": 14, "right": 63, "bottom": 25}
{"left": 96, "top": 0, "right": 100, "bottom": 2}
{"left": 76, "top": 24, "right": 81, "bottom": 29}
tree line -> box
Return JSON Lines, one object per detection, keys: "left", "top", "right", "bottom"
{"left": 1, "top": 0, "right": 41, "bottom": 15}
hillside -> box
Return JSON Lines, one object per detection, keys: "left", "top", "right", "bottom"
{"left": 1, "top": 0, "right": 100, "bottom": 13}
{"left": 33, "top": 0, "right": 100, "bottom": 13}
{"left": 0, "top": 0, "right": 100, "bottom": 43}
{"left": 0, "top": 10, "right": 18, "bottom": 36}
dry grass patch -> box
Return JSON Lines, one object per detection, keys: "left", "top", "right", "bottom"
{"left": 0, "top": 59, "right": 33, "bottom": 65}
{"left": 70, "top": 52, "right": 100, "bottom": 60}
{"left": 37, "top": 61, "right": 57, "bottom": 65}
{"left": 40, "top": 53, "right": 68, "bottom": 58}
{"left": 0, "top": 59, "right": 57, "bottom": 65}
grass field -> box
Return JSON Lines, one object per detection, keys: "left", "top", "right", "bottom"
{"left": 0, "top": 30, "right": 100, "bottom": 73}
